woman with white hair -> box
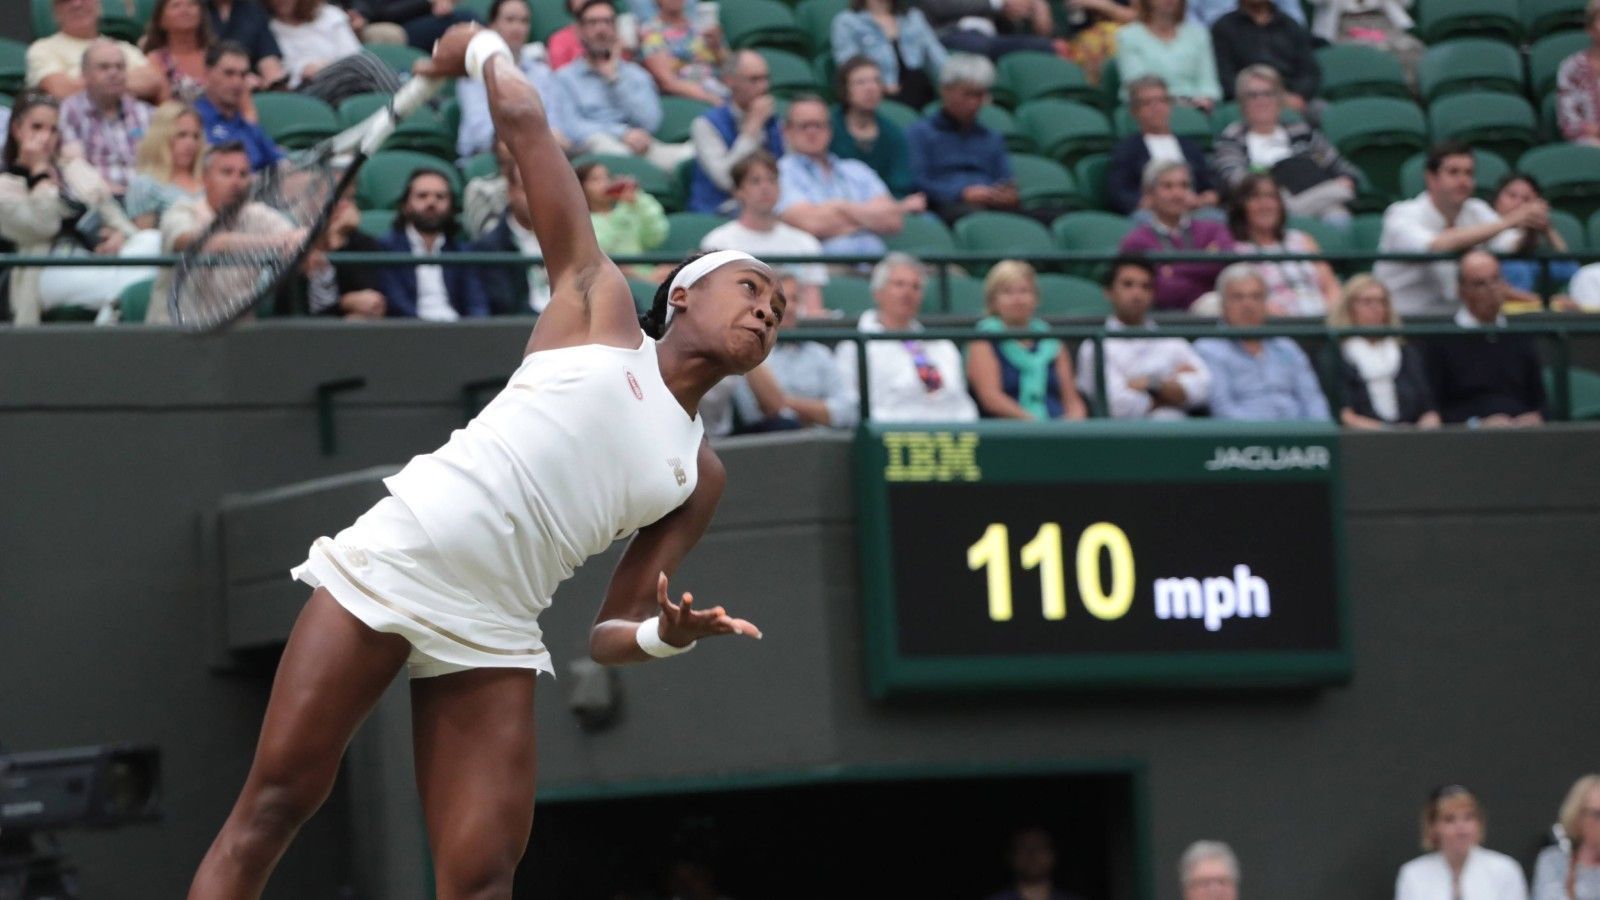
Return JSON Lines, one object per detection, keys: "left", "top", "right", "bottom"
{"left": 1395, "top": 785, "right": 1528, "bottom": 900}
{"left": 1180, "top": 840, "right": 1240, "bottom": 900}
{"left": 1211, "top": 65, "right": 1360, "bottom": 223}
{"left": 1532, "top": 775, "right": 1600, "bottom": 900}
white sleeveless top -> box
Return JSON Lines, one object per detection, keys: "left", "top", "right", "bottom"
{"left": 383, "top": 336, "right": 706, "bottom": 623}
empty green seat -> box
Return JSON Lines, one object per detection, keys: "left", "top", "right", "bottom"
{"left": 358, "top": 209, "right": 397, "bottom": 238}
{"left": 0, "top": 38, "right": 25, "bottom": 96}
{"left": 953, "top": 211, "right": 1055, "bottom": 259}
{"left": 118, "top": 278, "right": 154, "bottom": 325}
{"left": 1051, "top": 210, "right": 1134, "bottom": 279}
{"left": 1418, "top": 39, "right": 1526, "bottom": 101}
{"left": 253, "top": 92, "right": 338, "bottom": 149}
{"left": 1544, "top": 366, "right": 1600, "bottom": 421}
{"left": 1530, "top": 31, "right": 1589, "bottom": 97}
{"left": 656, "top": 96, "right": 712, "bottom": 143}
{"left": 366, "top": 43, "right": 426, "bottom": 75}
{"left": 1315, "top": 43, "right": 1409, "bottom": 100}
{"left": 529, "top": 0, "right": 571, "bottom": 41}
{"left": 1286, "top": 216, "right": 1352, "bottom": 256}
{"left": 757, "top": 48, "right": 821, "bottom": 98}
{"left": 884, "top": 214, "right": 955, "bottom": 255}
{"left": 1416, "top": 0, "right": 1523, "bottom": 43}
{"left": 1017, "top": 99, "right": 1113, "bottom": 167}
{"left": 1035, "top": 273, "right": 1110, "bottom": 317}
{"left": 811, "top": 53, "right": 836, "bottom": 102}
{"left": 1518, "top": 144, "right": 1600, "bottom": 221}
{"left": 1550, "top": 209, "right": 1587, "bottom": 252}
{"left": 356, "top": 151, "right": 462, "bottom": 210}
{"left": 1113, "top": 103, "right": 1210, "bottom": 146}
{"left": 1429, "top": 93, "right": 1538, "bottom": 165}
{"left": 1398, "top": 148, "right": 1509, "bottom": 201}
{"left": 628, "top": 279, "right": 657, "bottom": 315}
{"left": 877, "top": 99, "right": 920, "bottom": 132}
{"left": 993, "top": 52, "right": 1096, "bottom": 108}
{"left": 1321, "top": 98, "right": 1427, "bottom": 199}
{"left": 1074, "top": 154, "right": 1109, "bottom": 211}
{"left": 1010, "top": 153, "right": 1078, "bottom": 211}
{"left": 659, "top": 212, "right": 726, "bottom": 256}
{"left": 722, "top": 0, "right": 807, "bottom": 54}
{"left": 1522, "top": 0, "right": 1589, "bottom": 39}
{"left": 1589, "top": 209, "right": 1600, "bottom": 249}
{"left": 823, "top": 276, "right": 875, "bottom": 316}
{"left": 941, "top": 275, "right": 988, "bottom": 315}
{"left": 797, "top": 0, "right": 847, "bottom": 55}
{"left": 460, "top": 151, "right": 499, "bottom": 182}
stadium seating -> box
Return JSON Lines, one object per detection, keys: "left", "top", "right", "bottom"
{"left": 953, "top": 212, "right": 1055, "bottom": 270}
{"left": 658, "top": 212, "right": 725, "bottom": 256}
{"left": 529, "top": 0, "right": 571, "bottom": 42}
{"left": 812, "top": 53, "right": 836, "bottom": 102}
{"left": 359, "top": 209, "right": 397, "bottom": 239}
{"left": 823, "top": 276, "right": 875, "bottom": 316}
{"left": 795, "top": 0, "right": 847, "bottom": 56}
{"left": 365, "top": 43, "right": 427, "bottom": 76}
{"left": 1529, "top": 30, "right": 1589, "bottom": 98}
{"left": 941, "top": 274, "right": 989, "bottom": 315}
{"left": 1546, "top": 366, "right": 1600, "bottom": 420}
{"left": 1321, "top": 98, "right": 1428, "bottom": 200}
{"left": 1418, "top": 39, "right": 1526, "bottom": 101}
{"left": 356, "top": 151, "right": 462, "bottom": 210}
{"left": 339, "top": 93, "right": 454, "bottom": 159}
{"left": 1550, "top": 210, "right": 1587, "bottom": 253}
{"left": 721, "top": 0, "right": 808, "bottom": 55}
{"left": 1073, "top": 155, "right": 1109, "bottom": 211}
{"left": 1415, "top": 0, "right": 1524, "bottom": 44}
{"left": 1112, "top": 104, "right": 1211, "bottom": 147}
{"left": 0, "top": 38, "right": 25, "bottom": 97}
{"left": 757, "top": 48, "right": 822, "bottom": 98}
{"left": 1522, "top": 0, "right": 1590, "bottom": 39}
{"left": 1010, "top": 154, "right": 1079, "bottom": 210}
{"left": 628, "top": 279, "right": 657, "bottom": 314}
{"left": 1315, "top": 44, "right": 1410, "bottom": 100}
{"left": 1428, "top": 93, "right": 1538, "bottom": 166}
{"left": 1397, "top": 148, "right": 1509, "bottom": 201}
{"left": 1035, "top": 273, "right": 1111, "bottom": 317}
{"left": 884, "top": 214, "right": 956, "bottom": 256}
{"left": 460, "top": 152, "right": 498, "bottom": 182}
{"left": 1051, "top": 211, "right": 1134, "bottom": 279}
{"left": 993, "top": 52, "right": 1097, "bottom": 109}
{"left": 656, "top": 96, "right": 713, "bottom": 144}
{"left": 118, "top": 279, "right": 153, "bottom": 325}
{"left": 254, "top": 93, "right": 339, "bottom": 150}
{"left": 1517, "top": 144, "right": 1600, "bottom": 220}
{"left": 1016, "top": 99, "right": 1113, "bottom": 167}
{"left": 877, "top": 99, "right": 920, "bottom": 132}
{"left": 1589, "top": 209, "right": 1600, "bottom": 249}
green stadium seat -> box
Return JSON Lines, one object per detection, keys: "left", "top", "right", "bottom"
{"left": 1416, "top": 0, "right": 1524, "bottom": 44}
{"left": 1016, "top": 99, "right": 1113, "bottom": 167}
{"left": 884, "top": 213, "right": 955, "bottom": 255}
{"left": 795, "top": 0, "right": 847, "bottom": 55}
{"left": 31, "top": 0, "right": 54, "bottom": 38}
{"left": 1517, "top": 144, "right": 1600, "bottom": 221}
{"left": 1589, "top": 209, "right": 1600, "bottom": 249}
{"left": 118, "top": 278, "right": 154, "bottom": 325}
{"left": 1529, "top": 31, "right": 1589, "bottom": 98}
{"left": 253, "top": 92, "right": 338, "bottom": 150}
{"left": 1550, "top": 209, "right": 1587, "bottom": 252}
{"left": 366, "top": 43, "right": 427, "bottom": 75}
{"left": 40, "top": 305, "right": 100, "bottom": 323}
{"left": 757, "top": 48, "right": 821, "bottom": 98}
{"left": 953, "top": 212, "right": 1055, "bottom": 262}
{"left": 877, "top": 99, "right": 920, "bottom": 132}
{"left": 1035, "top": 273, "right": 1110, "bottom": 317}
{"left": 1097, "top": 57, "right": 1119, "bottom": 112}
{"left": 1074, "top": 154, "right": 1109, "bottom": 211}
{"left": 1113, "top": 104, "right": 1210, "bottom": 147}
{"left": 1320, "top": 98, "right": 1427, "bottom": 200}
{"left": 1315, "top": 43, "right": 1410, "bottom": 101}
{"left": 358, "top": 209, "right": 397, "bottom": 239}
{"left": 338, "top": 92, "right": 389, "bottom": 129}
{"left": 942, "top": 275, "right": 989, "bottom": 315}
{"left": 1428, "top": 93, "right": 1538, "bottom": 166}
{"left": 340, "top": 91, "right": 452, "bottom": 158}
{"left": 1544, "top": 366, "right": 1600, "bottom": 420}
{"left": 812, "top": 52, "right": 836, "bottom": 102}
{"left": 721, "top": 0, "right": 808, "bottom": 54}
{"left": 1541, "top": 92, "right": 1561, "bottom": 142}
{"left": 460, "top": 151, "right": 499, "bottom": 182}
{"left": 0, "top": 38, "right": 26, "bottom": 96}
{"left": 823, "top": 276, "right": 875, "bottom": 316}
{"left": 1051, "top": 210, "right": 1134, "bottom": 280}
{"left": 659, "top": 212, "right": 725, "bottom": 256}
{"left": 1209, "top": 101, "right": 1300, "bottom": 136}
{"left": 1418, "top": 39, "right": 1526, "bottom": 102}
{"left": 1522, "top": 0, "right": 1589, "bottom": 39}
{"left": 439, "top": 95, "right": 461, "bottom": 137}
{"left": 529, "top": 0, "right": 571, "bottom": 42}
{"left": 0, "top": 94, "right": 12, "bottom": 108}
{"left": 993, "top": 52, "right": 1096, "bottom": 109}
{"left": 628, "top": 278, "right": 657, "bottom": 315}
{"left": 1398, "top": 148, "right": 1509, "bottom": 201}
{"left": 657, "top": 96, "right": 712, "bottom": 143}
{"left": 1287, "top": 216, "right": 1352, "bottom": 255}
{"left": 1348, "top": 213, "right": 1385, "bottom": 271}
{"left": 1010, "top": 153, "right": 1079, "bottom": 210}
{"left": 356, "top": 151, "right": 462, "bottom": 210}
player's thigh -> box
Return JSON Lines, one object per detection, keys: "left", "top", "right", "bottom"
{"left": 410, "top": 668, "right": 539, "bottom": 858}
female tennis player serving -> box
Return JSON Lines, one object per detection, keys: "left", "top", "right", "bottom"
{"left": 189, "top": 23, "right": 780, "bottom": 899}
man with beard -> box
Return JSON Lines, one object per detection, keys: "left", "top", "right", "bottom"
{"left": 378, "top": 167, "right": 490, "bottom": 320}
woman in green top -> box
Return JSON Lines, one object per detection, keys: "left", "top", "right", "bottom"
{"left": 576, "top": 159, "right": 671, "bottom": 280}
{"left": 829, "top": 56, "right": 917, "bottom": 198}
{"left": 966, "top": 260, "right": 1088, "bottom": 420}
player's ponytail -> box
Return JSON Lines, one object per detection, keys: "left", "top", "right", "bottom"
{"left": 641, "top": 252, "right": 707, "bottom": 339}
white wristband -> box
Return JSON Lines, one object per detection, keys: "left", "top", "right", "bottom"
{"left": 464, "top": 29, "right": 514, "bottom": 83}
{"left": 635, "top": 616, "right": 696, "bottom": 658}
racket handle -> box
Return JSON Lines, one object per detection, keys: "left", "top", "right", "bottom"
{"left": 357, "top": 76, "right": 446, "bottom": 157}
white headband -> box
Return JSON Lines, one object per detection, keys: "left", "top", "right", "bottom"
{"left": 663, "top": 250, "right": 761, "bottom": 326}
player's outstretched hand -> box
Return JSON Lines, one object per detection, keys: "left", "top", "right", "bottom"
{"left": 413, "top": 22, "right": 481, "bottom": 79}
{"left": 656, "top": 571, "right": 763, "bottom": 646}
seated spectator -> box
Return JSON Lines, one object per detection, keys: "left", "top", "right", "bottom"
{"left": 639, "top": 0, "right": 726, "bottom": 105}
{"left": 1190, "top": 0, "right": 1301, "bottom": 28}
{"left": 1225, "top": 172, "right": 1340, "bottom": 316}
{"left": 831, "top": 0, "right": 947, "bottom": 111}
{"left": 268, "top": 0, "right": 363, "bottom": 90}
{"left": 1396, "top": 785, "right": 1529, "bottom": 900}
{"left": 143, "top": 0, "right": 213, "bottom": 103}
{"left": 687, "top": 49, "right": 779, "bottom": 214}
{"left": 127, "top": 101, "right": 204, "bottom": 228}
{"left": 1330, "top": 275, "right": 1439, "bottom": 429}
{"left": 58, "top": 39, "right": 155, "bottom": 195}
{"left": 456, "top": 0, "right": 567, "bottom": 161}
{"left": 966, "top": 260, "right": 1089, "bottom": 420}
{"left": 462, "top": 140, "right": 511, "bottom": 238}
{"left": 1195, "top": 262, "right": 1331, "bottom": 420}
{"left": 920, "top": 0, "right": 1059, "bottom": 62}
{"left": 377, "top": 168, "right": 490, "bottom": 320}
{"left": 279, "top": 183, "right": 386, "bottom": 317}
{"left": 206, "top": 0, "right": 289, "bottom": 87}
{"left": 834, "top": 252, "right": 979, "bottom": 424}
{"left": 364, "top": 0, "right": 478, "bottom": 52}
{"left": 1532, "top": 775, "right": 1600, "bottom": 900}
{"left": 0, "top": 92, "right": 158, "bottom": 326}
{"left": 777, "top": 95, "right": 906, "bottom": 257}
{"left": 1056, "top": 0, "right": 1133, "bottom": 85}
{"left": 1115, "top": 0, "right": 1220, "bottom": 112}
{"left": 1077, "top": 256, "right": 1211, "bottom": 418}
{"left": 150, "top": 140, "right": 298, "bottom": 323}
{"left": 1179, "top": 840, "right": 1240, "bottom": 900}
{"left": 1210, "top": 65, "right": 1358, "bottom": 223}
{"left": 1488, "top": 174, "right": 1579, "bottom": 308}
{"left": 28, "top": 0, "right": 165, "bottom": 102}
{"left": 1425, "top": 251, "right": 1546, "bottom": 427}
{"left": 1373, "top": 142, "right": 1543, "bottom": 318}
{"left": 1118, "top": 159, "right": 1233, "bottom": 311}
{"left": 551, "top": 0, "right": 692, "bottom": 172}
{"left": 577, "top": 159, "right": 670, "bottom": 280}
{"left": 1556, "top": 1, "right": 1600, "bottom": 147}
{"left": 1106, "top": 74, "right": 1216, "bottom": 216}
{"left": 1306, "top": 0, "right": 1421, "bottom": 90}
{"left": 732, "top": 273, "right": 855, "bottom": 429}
{"left": 909, "top": 53, "right": 1058, "bottom": 225}
{"left": 1210, "top": 0, "right": 1319, "bottom": 113}
{"left": 831, "top": 57, "right": 917, "bottom": 198}
{"left": 195, "top": 41, "right": 284, "bottom": 170}
{"left": 700, "top": 152, "right": 828, "bottom": 317}
{"left": 1569, "top": 262, "right": 1600, "bottom": 311}
{"left": 545, "top": 0, "right": 586, "bottom": 70}
{"left": 469, "top": 145, "right": 549, "bottom": 314}
{"left": 983, "top": 827, "right": 1088, "bottom": 900}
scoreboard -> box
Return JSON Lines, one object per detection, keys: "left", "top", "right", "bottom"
{"left": 854, "top": 421, "right": 1351, "bottom": 697}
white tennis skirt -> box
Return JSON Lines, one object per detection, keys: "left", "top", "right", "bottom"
{"left": 291, "top": 496, "right": 555, "bottom": 679}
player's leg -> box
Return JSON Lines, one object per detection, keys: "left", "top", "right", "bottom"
{"left": 410, "top": 667, "right": 539, "bottom": 900}
{"left": 189, "top": 589, "right": 412, "bottom": 899}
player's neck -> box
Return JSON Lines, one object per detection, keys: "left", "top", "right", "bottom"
{"left": 654, "top": 336, "right": 727, "bottom": 419}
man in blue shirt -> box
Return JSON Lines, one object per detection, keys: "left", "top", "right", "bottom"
{"left": 550, "top": 0, "right": 692, "bottom": 172}
{"left": 194, "top": 41, "right": 283, "bottom": 171}
{"left": 1195, "top": 262, "right": 1331, "bottom": 421}
{"left": 775, "top": 96, "right": 908, "bottom": 258}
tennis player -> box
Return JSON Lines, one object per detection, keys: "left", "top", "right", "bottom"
{"left": 189, "top": 23, "right": 782, "bottom": 899}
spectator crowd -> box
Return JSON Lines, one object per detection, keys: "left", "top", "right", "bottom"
{"left": 3, "top": 0, "right": 1600, "bottom": 427}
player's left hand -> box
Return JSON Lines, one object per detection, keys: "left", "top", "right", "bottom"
{"left": 655, "top": 571, "right": 763, "bottom": 646}
{"left": 414, "top": 22, "right": 482, "bottom": 79}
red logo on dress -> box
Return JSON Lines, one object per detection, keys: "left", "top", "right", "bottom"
{"left": 626, "top": 370, "right": 643, "bottom": 400}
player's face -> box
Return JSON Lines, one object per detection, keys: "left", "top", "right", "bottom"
{"left": 1107, "top": 266, "right": 1153, "bottom": 324}
{"left": 492, "top": 0, "right": 530, "bottom": 49}
{"left": 679, "top": 264, "right": 785, "bottom": 373}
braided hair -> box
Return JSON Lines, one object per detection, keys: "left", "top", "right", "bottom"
{"left": 641, "top": 252, "right": 708, "bottom": 339}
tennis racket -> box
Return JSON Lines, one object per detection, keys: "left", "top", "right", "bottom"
{"left": 168, "top": 57, "right": 446, "bottom": 332}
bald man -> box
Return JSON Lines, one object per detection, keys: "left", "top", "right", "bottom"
{"left": 58, "top": 39, "right": 154, "bottom": 193}
{"left": 1424, "top": 250, "right": 1546, "bottom": 427}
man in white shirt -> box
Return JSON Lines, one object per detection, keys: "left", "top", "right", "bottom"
{"left": 835, "top": 252, "right": 978, "bottom": 426}
{"left": 376, "top": 169, "right": 490, "bottom": 319}
{"left": 1373, "top": 141, "right": 1549, "bottom": 317}
{"left": 700, "top": 151, "right": 828, "bottom": 318}
{"left": 1566, "top": 263, "right": 1600, "bottom": 311}
{"left": 26, "top": 0, "right": 163, "bottom": 101}
{"left": 1076, "top": 257, "right": 1211, "bottom": 419}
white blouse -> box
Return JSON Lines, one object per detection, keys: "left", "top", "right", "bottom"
{"left": 1395, "top": 848, "right": 1529, "bottom": 900}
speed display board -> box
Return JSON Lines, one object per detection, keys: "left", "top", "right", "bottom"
{"left": 854, "top": 421, "right": 1350, "bottom": 697}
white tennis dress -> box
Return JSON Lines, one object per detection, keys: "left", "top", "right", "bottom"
{"left": 292, "top": 336, "right": 706, "bottom": 678}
